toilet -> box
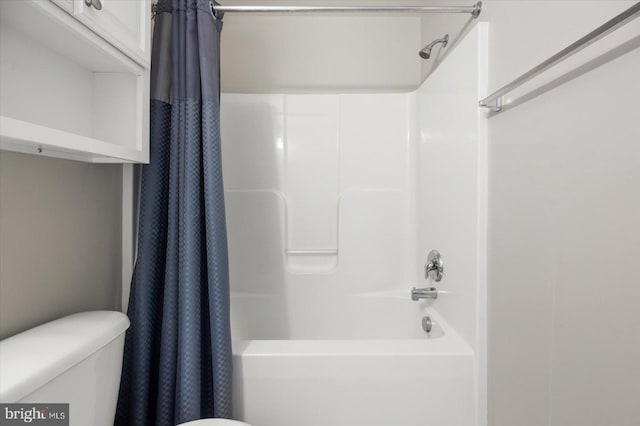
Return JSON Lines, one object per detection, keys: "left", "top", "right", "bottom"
{"left": 0, "top": 311, "right": 251, "bottom": 426}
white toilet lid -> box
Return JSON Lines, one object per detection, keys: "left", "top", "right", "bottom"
{"left": 179, "top": 420, "right": 251, "bottom": 426}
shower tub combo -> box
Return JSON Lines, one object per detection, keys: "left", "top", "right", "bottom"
{"left": 220, "top": 21, "right": 488, "bottom": 426}
{"left": 230, "top": 293, "right": 475, "bottom": 426}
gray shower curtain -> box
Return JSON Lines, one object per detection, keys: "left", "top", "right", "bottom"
{"left": 115, "top": 1, "right": 232, "bottom": 424}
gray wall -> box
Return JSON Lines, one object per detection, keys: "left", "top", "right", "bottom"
{"left": 485, "top": 2, "right": 640, "bottom": 425}
{"left": 0, "top": 151, "right": 122, "bottom": 339}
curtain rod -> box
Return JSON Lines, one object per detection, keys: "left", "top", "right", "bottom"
{"left": 479, "top": 1, "right": 640, "bottom": 112}
{"left": 209, "top": 1, "right": 482, "bottom": 18}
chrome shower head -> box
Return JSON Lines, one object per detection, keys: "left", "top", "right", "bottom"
{"left": 419, "top": 34, "right": 449, "bottom": 59}
{"left": 419, "top": 48, "right": 432, "bottom": 60}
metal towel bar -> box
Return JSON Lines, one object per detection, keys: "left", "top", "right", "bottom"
{"left": 479, "top": 2, "right": 640, "bottom": 112}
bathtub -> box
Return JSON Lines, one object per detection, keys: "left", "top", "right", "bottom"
{"left": 231, "top": 293, "right": 476, "bottom": 426}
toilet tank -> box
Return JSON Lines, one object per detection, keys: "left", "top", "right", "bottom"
{"left": 0, "top": 311, "right": 130, "bottom": 426}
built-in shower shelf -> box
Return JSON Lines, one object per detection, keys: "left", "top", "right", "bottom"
{"left": 0, "top": 116, "right": 144, "bottom": 163}
{"left": 285, "top": 249, "right": 339, "bottom": 255}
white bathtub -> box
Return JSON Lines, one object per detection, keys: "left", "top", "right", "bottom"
{"left": 231, "top": 293, "right": 476, "bottom": 426}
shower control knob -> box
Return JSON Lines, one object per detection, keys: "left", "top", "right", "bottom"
{"left": 425, "top": 250, "right": 443, "bottom": 282}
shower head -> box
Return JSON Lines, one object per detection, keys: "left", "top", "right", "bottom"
{"left": 418, "top": 49, "right": 431, "bottom": 60}
{"left": 419, "top": 34, "right": 449, "bottom": 59}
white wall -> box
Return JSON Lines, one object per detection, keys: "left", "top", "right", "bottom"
{"left": 220, "top": 5, "right": 422, "bottom": 93}
{"left": 219, "top": 0, "right": 486, "bottom": 94}
{"left": 419, "top": 0, "right": 475, "bottom": 82}
{"left": 482, "top": 2, "right": 640, "bottom": 425}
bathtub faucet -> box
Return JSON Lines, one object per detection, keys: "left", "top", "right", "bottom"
{"left": 411, "top": 287, "right": 438, "bottom": 301}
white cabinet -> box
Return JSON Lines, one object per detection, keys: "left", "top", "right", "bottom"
{"left": 73, "top": 0, "right": 151, "bottom": 66}
{"left": 0, "top": 0, "right": 150, "bottom": 163}
{"left": 52, "top": 0, "right": 74, "bottom": 13}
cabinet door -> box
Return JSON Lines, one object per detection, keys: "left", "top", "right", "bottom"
{"left": 73, "top": 0, "right": 150, "bottom": 66}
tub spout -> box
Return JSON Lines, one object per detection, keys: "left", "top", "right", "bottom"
{"left": 411, "top": 287, "right": 438, "bottom": 301}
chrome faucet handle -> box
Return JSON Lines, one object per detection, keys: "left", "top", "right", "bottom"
{"left": 425, "top": 250, "right": 443, "bottom": 282}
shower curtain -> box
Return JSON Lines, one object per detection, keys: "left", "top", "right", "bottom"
{"left": 115, "top": 1, "right": 232, "bottom": 424}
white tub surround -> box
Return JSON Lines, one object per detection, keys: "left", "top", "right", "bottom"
{"left": 221, "top": 24, "right": 488, "bottom": 426}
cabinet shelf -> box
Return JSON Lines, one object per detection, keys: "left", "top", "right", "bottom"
{"left": 0, "top": 116, "right": 144, "bottom": 164}
{"left": 0, "top": 0, "right": 149, "bottom": 164}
